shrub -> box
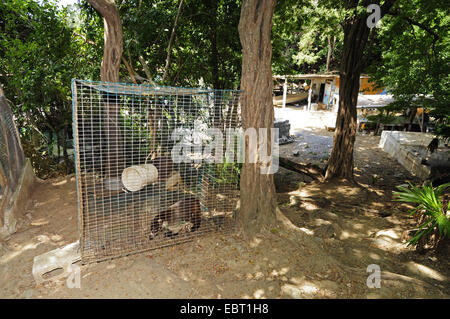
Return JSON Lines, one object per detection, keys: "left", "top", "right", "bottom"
{"left": 394, "top": 182, "right": 450, "bottom": 251}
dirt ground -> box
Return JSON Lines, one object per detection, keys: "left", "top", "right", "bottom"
{"left": 0, "top": 130, "right": 448, "bottom": 299}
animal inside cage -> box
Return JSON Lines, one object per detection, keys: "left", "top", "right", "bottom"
{"left": 72, "top": 80, "right": 242, "bottom": 263}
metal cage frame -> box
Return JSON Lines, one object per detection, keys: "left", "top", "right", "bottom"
{"left": 72, "top": 79, "right": 242, "bottom": 263}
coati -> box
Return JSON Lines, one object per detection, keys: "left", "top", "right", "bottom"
{"left": 149, "top": 196, "right": 202, "bottom": 239}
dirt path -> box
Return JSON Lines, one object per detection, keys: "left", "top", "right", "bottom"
{"left": 0, "top": 132, "right": 448, "bottom": 299}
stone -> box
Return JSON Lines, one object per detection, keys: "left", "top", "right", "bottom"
{"left": 32, "top": 241, "right": 81, "bottom": 284}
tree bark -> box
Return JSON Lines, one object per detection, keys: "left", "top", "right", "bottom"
{"left": 138, "top": 55, "right": 156, "bottom": 85}
{"left": 238, "top": 0, "right": 278, "bottom": 235}
{"left": 325, "top": 0, "right": 396, "bottom": 181}
{"left": 325, "top": 18, "right": 369, "bottom": 181}
{"left": 86, "top": 0, "right": 123, "bottom": 82}
{"left": 326, "top": 36, "right": 332, "bottom": 72}
{"left": 122, "top": 52, "right": 137, "bottom": 84}
{"left": 86, "top": 0, "right": 124, "bottom": 177}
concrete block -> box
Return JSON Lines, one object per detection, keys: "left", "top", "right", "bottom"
{"left": 32, "top": 242, "right": 81, "bottom": 284}
{"left": 379, "top": 131, "right": 434, "bottom": 180}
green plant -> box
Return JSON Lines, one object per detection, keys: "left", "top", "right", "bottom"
{"left": 394, "top": 182, "right": 450, "bottom": 248}
{"left": 214, "top": 161, "right": 241, "bottom": 185}
{"left": 370, "top": 174, "right": 379, "bottom": 185}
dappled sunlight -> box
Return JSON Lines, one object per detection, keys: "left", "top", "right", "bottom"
{"left": 350, "top": 248, "right": 364, "bottom": 259}
{"left": 299, "top": 201, "right": 321, "bottom": 211}
{"left": 30, "top": 217, "right": 50, "bottom": 226}
{"left": 249, "top": 237, "right": 262, "bottom": 248}
{"left": 405, "top": 262, "right": 447, "bottom": 282}
{"left": 35, "top": 198, "right": 60, "bottom": 207}
{"left": 52, "top": 179, "right": 67, "bottom": 186}
{"left": 289, "top": 195, "right": 299, "bottom": 206}
{"left": 281, "top": 281, "right": 320, "bottom": 298}
{"left": 269, "top": 267, "right": 289, "bottom": 278}
{"left": 368, "top": 252, "right": 381, "bottom": 261}
{"left": 311, "top": 218, "right": 331, "bottom": 227}
{"left": 0, "top": 235, "right": 50, "bottom": 264}
{"left": 338, "top": 230, "right": 359, "bottom": 240}
{"left": 298, "top": 227, "right": 314, "bottom": 236}
{"left": 375, "top": 229, "right": 400, "bottom": 240}
{"left": 369, "top": 237, "right": 406, "bottom": 253}
{"left": 371, "top": 202, "right": 387, "bottom": 209}
{"left": 253, "top": 288, "right": 265, "bottom": 299}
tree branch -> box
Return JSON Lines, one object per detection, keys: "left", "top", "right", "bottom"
{"left": 137, "top": 55, "right": 156, "bottom": 85}
{"left": 390, "top": 10, "right": 439, "bottom": 56}
{"left": 279, "top": 157, "right": 325, "bottom": 181}
{"left": 161, "top": 0, "right": 184, "bottom": 83}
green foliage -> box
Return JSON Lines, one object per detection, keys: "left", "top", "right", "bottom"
{"left": 272, "top": 0, "right": 343, "bottom": 74}
{"left": 367, "top": 0, "right": 450, "bottom": 139}
{"left": 1, "top": 0, "right": 448, "bottom": 180}
{"left": 214, "top": 161, "right": 241, "bottom": 185}
{"left": 366, "top": 113, "right": 403, "bottom": 124}
{"left": 112, "top": 0, "right": 242, "bottom": 89}
{"left": 0, "top": 0, "right": 98, "bottom": 177}
{"left": 394, "top": 182, "right": 450, "bottom": 247}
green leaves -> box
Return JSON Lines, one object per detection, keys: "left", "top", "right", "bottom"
{"left": 394, "top": 182, "right": 450, "bottom": 247}
{"left": 272, "top": 0, "right": 344, "bottom": 74}
{"left": 0, "top": 0, "right": 99, "bottom": 176}
{"left": 367, "top": 0, "right": 450, "bottom": 139}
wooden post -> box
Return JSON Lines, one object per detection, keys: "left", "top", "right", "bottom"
{"left": 307, "top": 81, "right": 312, "bottom": 111}
{"left": 282, "top": 77, "right": 287, "bottom": 108}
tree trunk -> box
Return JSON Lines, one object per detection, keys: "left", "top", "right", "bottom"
{"left": 87, "top": 0, "right": 123, "bottom": 82}
{"left": 87, "top": 0, "right": 124, "bottom": 177}
{"left": 56, "top": 130, "right": 61, "bottom": 162}
{"left": 325, "top": 0, "right": 396, "bottom": 181}
{"left": 325, "top": 5, "right": 371, "bottom": 181}
{"left": 238, "top": 0, "right": 278, "bottom": 235}
{"left": 326, "top": 36, "right": 332, "bottom": 72}
{"left": 408, "top": 107, "right": 417, "bottom": 131}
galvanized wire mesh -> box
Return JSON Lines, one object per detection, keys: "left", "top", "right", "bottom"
{"left": 72, "top": 80, "right": 242, "bottom": 263}
{"left": 0, "top": 94, "right": 25, "bottom": 199}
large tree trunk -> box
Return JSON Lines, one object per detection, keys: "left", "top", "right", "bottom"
{"left": 87, "top": 0, "right": 124, "bottom": 177}
{"left": 325, "top": 0, "right": 396, "bottom": 181}
{"left": 87, "top": 0, "right": 123, "bottom": 82}
{"left": 325, "top": 2, "right": 372, "bottom": 181}
{"left": 326, "top": 17, "right": 369, "bottom": 180}
{"left": 238, "top": 0, "right": 278, "bottom": 235}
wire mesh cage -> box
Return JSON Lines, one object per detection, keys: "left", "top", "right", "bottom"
{"left": 0, "top": 92, "right": 25, "bottom": 204}
{"left": 72, "top": 79, "right": 242, "bottom": 263}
